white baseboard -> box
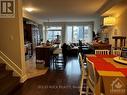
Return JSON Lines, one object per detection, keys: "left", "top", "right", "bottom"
{"left": 20, "top": 74, "right": 27, "bottom": 83}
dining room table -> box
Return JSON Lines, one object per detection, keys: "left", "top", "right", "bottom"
{"left": 86, "top": 54, "right": 127, "bottom": 95}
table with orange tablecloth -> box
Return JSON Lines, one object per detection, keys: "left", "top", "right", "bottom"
{"left": 86, "top": 54, "right": 127, "bottom": 95}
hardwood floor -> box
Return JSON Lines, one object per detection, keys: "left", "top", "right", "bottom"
{"left": 13, "top": 56, "right": 81, "bottom": 95}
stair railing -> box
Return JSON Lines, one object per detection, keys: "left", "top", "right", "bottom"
{"left": 0, "top": 50, "right": 22, "bottom": 77}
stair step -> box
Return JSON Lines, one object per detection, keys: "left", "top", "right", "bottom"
{"left": 0, "top": 77, "right": 20, "bottom": 95}
{"left": 0, "top": 63, "right": 6, "bottom": 71}
{"left": 0, "top": 63, "right": 20, "bottom": 95}
{"left": 0, "top": 70, "right": 13, "bottom": 80}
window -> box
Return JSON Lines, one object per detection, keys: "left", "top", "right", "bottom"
{"left": 66, "top": 26, "right": 72, "bottom": 43}
{"left": 66, "top": 25, "right": 92, "bottom": 43}
{"left": 84, "top": 26, "right": 92, "bottom": 42}
{"left": 46, "top": 26, "right": 62, "bottom": 41}
{"left": 73, "top": 26, "right": 84, "bottom": 42}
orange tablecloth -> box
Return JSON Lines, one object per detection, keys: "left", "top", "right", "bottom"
{"left": 86, "top": 54, "right": 127, "bottom": 95}
{"left": 87, "top": 54, "right": 127, "bottom": 76}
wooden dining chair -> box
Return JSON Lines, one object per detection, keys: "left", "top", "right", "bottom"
{"left": 79, "top": 53, "right": 87, "bottom": 76}
{"left": 112, "top": 50, "right": 121, "bottom": 56}
{"left": 86, "top": 58, "right": 104, "bottom": 95}
{"left": 95, "top": 50, "right": 110, "bottom": 55}
{"left": 86, "top": 58, "right": 96, "bottom": 95}
{"left": 78, "top": 53, "right": 87, "bottom": 95}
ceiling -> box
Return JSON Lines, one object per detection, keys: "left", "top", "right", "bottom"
{"left": 22, "top": 0, "right": 123, "bottom": 19}
{"left": 102, "top": 0, "right": 127, "bottom": 17}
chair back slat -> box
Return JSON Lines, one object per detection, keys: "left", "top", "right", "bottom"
{"left": 86, "top": 58, "right": 96, "bottom": 86}
{"left": 86, "top": 58, "right": 105, "bottom": 95}
{"left": 78, "top": 53, "right": 84, "bottom": 74}
{"left": 95, "top": 50, "right": 110, "bottom": 55}
{"left": 86, "top": 58, "right": 97, "bottom": 93}
{"left": 112, "top": 50, "right": 121, "bottom": 56}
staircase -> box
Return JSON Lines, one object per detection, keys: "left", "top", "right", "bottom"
{"left": 0, "top": 63, "right": 20, "bottom": 95}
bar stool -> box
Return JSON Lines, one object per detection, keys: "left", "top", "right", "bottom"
{"left": 52, "top": 48, "right": 65, "bottom": 70}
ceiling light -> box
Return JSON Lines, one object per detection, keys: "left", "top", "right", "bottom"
{"left": 103, "top": 16, "right": 116, "bottom": 26}
{"left": 25, "top": 8, "right": 34, "bottom": 12}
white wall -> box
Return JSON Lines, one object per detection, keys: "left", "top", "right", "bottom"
{"left": 0, "top": 0, "right": 25, "bottom": 76}
{"left": 101, "top": 0, "right": 127, "bottom": 47}
{"left": 117, "top": 9, "right": 127, "bottom": 46}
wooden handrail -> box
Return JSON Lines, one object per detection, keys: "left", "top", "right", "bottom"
{"left": 0, "top": 51, "right": 22, "bottom": 77}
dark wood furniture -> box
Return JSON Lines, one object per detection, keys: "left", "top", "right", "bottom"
{"left": 24, "top": 23, "right": 33, "bottom": 56}
{"left": 36, "top": 45, "right": 57, "bottom": 67}
{"left": 23, "top": 20, "right": 40, "bottom": 59}
{"left": 112, "top": 36, "right": 126, "bottom": 49}
{"left": 93, "top": 43, "right": 112, "bottom": 50}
